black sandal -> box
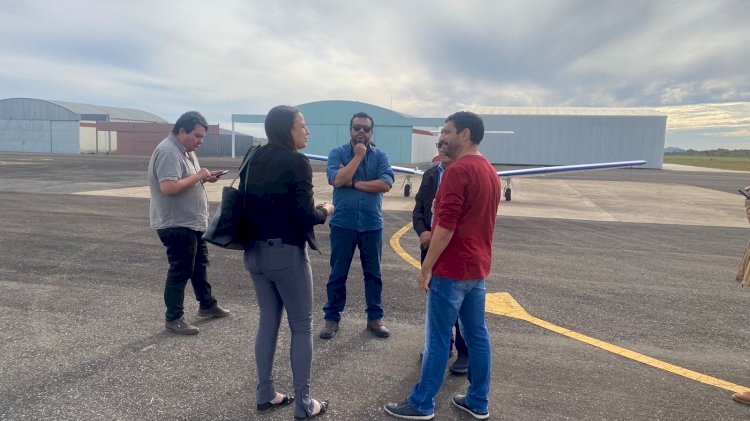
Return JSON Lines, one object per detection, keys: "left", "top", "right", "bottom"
{"left": 257, "top": 394, "right": 294, "bottom": 411}
{"left": 294, "top": 399, "right": 329, "bottom": 419}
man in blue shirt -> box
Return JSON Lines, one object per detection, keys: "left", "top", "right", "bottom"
{"left": 320, "top": 112, "right": 395, "bottom": 340}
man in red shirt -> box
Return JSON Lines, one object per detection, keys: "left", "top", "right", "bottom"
{"left": 385, "top": 112, "right": 500, "bottom": 420}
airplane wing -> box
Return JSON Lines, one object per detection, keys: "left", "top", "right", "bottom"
{"left": 391, "top": 165, "right": 424, "bottom": 175}
{"left": 305, "top": 153, "right": 329, "bottom": 162}
{"left": 305, "top": 153, "right": 425, "bottom": 175}
{"left": 304, "top": 153, "right": 646, "bottom": 200}
{"left": 497, "top": 160, "right": 647, "bottom": 177}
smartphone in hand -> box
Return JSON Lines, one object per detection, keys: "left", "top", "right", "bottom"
{"left": 738, "top": 188, "right": 750, "bottom": 199}
{"left": 213, "top": 170, "right": 229, "bottom": 177}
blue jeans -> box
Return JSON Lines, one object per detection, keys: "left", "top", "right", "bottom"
{"left": 407, "top": 275, "right": 491, "bottom": 415}
{"left": 323, "top": 225, "right": 383, "bottom": 322}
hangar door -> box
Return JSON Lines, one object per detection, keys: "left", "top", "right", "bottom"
{"left": 0, "top": 119, "right": 79, "bottom": 153}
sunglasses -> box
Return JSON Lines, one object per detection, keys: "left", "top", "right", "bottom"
{"left": 351, "top": 125, "right": 372, "bottom": 133}
{"left": 435, "top": 142, "right": 448, "bottom": 149}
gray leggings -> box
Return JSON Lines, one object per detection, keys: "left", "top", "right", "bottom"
{"left": 244, "top": 240, "right": 316, "bottom": 418}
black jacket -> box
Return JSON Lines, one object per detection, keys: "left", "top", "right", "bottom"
{"left": 412, "top": 164, "right": 439, "bottom": 239}
{"left": 239, "top": 144, "right": 328, "bottom": 251}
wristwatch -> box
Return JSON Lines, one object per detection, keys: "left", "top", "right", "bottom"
{"left": 351, "top": 179, "right": 357, "bottom": 189}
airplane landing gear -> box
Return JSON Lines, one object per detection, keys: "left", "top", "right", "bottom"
{"left": 402, "top": 175, "right": 413, "bottom": 197}
{"left": 502, "top": 177, "right": 512, "bottom": 201}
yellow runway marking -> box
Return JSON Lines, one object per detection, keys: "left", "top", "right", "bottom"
{"left": 389, "top": 222, "right": 750, "bottom": 394}
{"left": 389, "top": 222, "right": 421, "bottom": 269}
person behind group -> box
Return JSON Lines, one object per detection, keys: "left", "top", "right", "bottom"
{"left": 385, "top": 112, "right": 500, "bottom": 420}
{"left": 148, "top": 111, "right": 230, "bottom": 335}
{"left": 412, "top": 140, "right": 469, "bottom": 375}
{"left": 240, "top": 105, "right": 334, "bottom": 419}
{"left": 319, "top": 112, "right": 395, "bottom": 339}
{"left": 732, "top": 186, "right": 750, "bottom": 405}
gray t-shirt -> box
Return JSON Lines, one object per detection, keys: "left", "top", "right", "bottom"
{"left": 148, "top": 134, "right": 208, "bottom": 231}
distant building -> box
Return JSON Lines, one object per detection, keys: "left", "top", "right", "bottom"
{"left": 232, "top": 100, "right": 445, "bottom": 164}
{"left": 232, "top": 100, "right": 666, "bottom": 169}
{"left": 2, "top": 98, "right": 666, "bottom": 168}
{"left": 0, "top": 98, "right": 254, "bottom": 157}
{"left": 473, "top": 107, "right": 666, "bottom": 169}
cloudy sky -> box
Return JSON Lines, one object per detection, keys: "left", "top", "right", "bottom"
{"left": 1, "top": 0, "right": 748, "bottom": 149}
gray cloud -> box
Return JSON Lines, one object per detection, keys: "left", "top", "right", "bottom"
{"left": 0, "top": 0, "right": 748, "bottom": 148}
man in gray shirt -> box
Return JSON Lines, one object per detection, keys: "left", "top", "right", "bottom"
{"left": 148, "top": 111, "right": 230, "bottom": 335}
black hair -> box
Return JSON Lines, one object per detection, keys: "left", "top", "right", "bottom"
{"left": 172, "top": 111, "right": 208, "bottom": 135}
{"left": 349, "top": 111, "right": 374, "bottom": 128}
{"left": 265, "top": 105, "right": 300, "bottom": 151}
{"left": 445, "top": 111, "right": 484, "bottom": 144}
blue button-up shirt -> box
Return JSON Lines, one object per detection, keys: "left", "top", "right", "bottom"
{"left": 327, "top": 143, "right": 395, "bottom": 232}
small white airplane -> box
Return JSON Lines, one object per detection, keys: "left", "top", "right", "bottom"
{"left": 304, "top": 153, "right": 647, "bottom": 201}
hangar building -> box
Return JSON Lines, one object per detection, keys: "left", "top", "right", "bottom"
{"left": 233, "top": 100, "right": 445, "bottom": 164}
{"left": 475, "top": 107, "right": 666, "bottom": 169}
{"left": 0, "top": 98, "right": 254, "bottom": 157}
{"left": 233, "top": 100, "right": 666, "bottom": 169}
{"left": 2, "top": 98, "right": 666, "bottom": 168}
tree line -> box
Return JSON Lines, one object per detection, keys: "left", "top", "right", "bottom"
{"left": 665, "top": 149, "right": 750, "bottom": 156}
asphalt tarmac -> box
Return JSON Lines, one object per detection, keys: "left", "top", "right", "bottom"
{"left": 0, "top": 152, "right": 748, "bottom": 421}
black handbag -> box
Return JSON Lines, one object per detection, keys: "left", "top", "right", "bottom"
{"left": 202, "top": 145, "right": 259, "bottom": 249}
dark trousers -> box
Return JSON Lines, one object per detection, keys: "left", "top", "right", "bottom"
{"left": 244, "top": 241, "right": 315, "bottom": 418}
{"left": 157, "top": 227, "right": 217, "bottom": 322}
{"left": 421, "top": 247, "right": 468, "bottom": 357}
{"left": 324, "top": 225, "right": 383, "bottom": 322}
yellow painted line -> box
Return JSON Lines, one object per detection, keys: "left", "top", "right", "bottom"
{"left": 485, "top": 292, "right": 750, "bottom": 394}
{"left": 389, "top": 222, "right": 750, "bottom": 394}
{"left": 390, "top": 222, "right": 422, "bottom": 269}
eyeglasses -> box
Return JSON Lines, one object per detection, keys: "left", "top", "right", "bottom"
{"left": 351, "top": 125, "right": 372, "bottom": 133}
{"left": 435, "top": 142, "right": 448, "bottom": 149}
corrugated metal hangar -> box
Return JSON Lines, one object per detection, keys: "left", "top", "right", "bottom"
{"left": 0, "top": 98, "right": 253, "bottom": 157}
{"left": 234, "top": 100, "right": 666, "bottom": 169}
{"left": 0, "top": 98, "right": 167, "bottom": 154}
{"left": 475, "top": 107, "right": 666, "bottom": 169}
{"left": 2, "top": 98, "right": 666, "bottom": 169}
{"left": 233, "top": 100, "right": 445, "bottom": 164}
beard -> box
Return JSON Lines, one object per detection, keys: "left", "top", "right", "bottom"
{"left": 444, "top": 142, "right": 458, "bottom": 158}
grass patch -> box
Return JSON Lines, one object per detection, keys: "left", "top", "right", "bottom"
{"left": 663, "top": 155, "right": 750, "bottom": 171}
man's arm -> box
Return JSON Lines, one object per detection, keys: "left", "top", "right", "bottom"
{"left": 352, "top": 179, "right": 391, "bottom": 193}
{"left": 413, "top": 168, "right": 436, "bottom": 248}
{"left": 159, "top": 168, "right": 210, "bottom": 196}
{"left": 412, "top": 168, "right": 437, "bottom": 234}
{"left": 352, "top": 148, "right": 394, "bottom": 193}
{"left": 417, "top": 225, "right": 453, "bottom": 291}
{"left": 332, "top": 143, "right": 367, "bottom": 187}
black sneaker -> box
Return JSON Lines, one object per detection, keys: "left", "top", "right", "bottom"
{"left": 165, "top": 317, "right": 199, "bottom": 335}
{"left": 319, "top": 321, "right": 338, "bottom": 339}
{"left": 451, "top": 394, "right": 489, "bottom": 420}
{"left": 199, "top": 305, "right": 230, "bottom": 318}
{"left": 449, "top": 354, "right": 468, "bottom": 375}
{"left": 384, "top": 400, "right": 434, "bottom": 420}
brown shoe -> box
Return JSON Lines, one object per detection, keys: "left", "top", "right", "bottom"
{"left": 319, "top": 321, "right": 338, "bottom": 339}
{"left": 733, "top": 391, "right": 750, "bottom": 405}
{"left": 199, "top": 305, "right": 230, "bottom": 318}
{"left": 165, "top": 317, "right": 199, "bottom": 335}
{"left": 367, "top": 320, "right": 390, "bottom": 338}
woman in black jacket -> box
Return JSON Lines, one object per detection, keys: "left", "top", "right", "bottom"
{"left": 240, "top": 105, "right": 334, "bottom": 419}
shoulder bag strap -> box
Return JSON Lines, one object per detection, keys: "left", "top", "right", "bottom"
{"left": 229, "top": 145, "right": 259, "bottom": 188}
